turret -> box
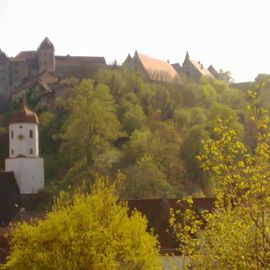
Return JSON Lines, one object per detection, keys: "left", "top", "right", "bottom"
{"left": 8, "top": 102, "right": 39, "bottom": 158}
{"left": 5, "top": 103, "right": 44, "bottom": 194}
{"left": 38, "top": 37, "right": 55, "bottom": 73}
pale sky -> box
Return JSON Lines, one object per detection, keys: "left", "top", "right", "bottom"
{"left": 0, "top": 0, "right": 270, "bottom": 82}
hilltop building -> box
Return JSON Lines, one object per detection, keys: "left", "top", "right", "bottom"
{"left": 0, "top": 37, "right": 106, "bottom": 94}
{"left": 172, "top": 52, "right": 219, "bottom": 81}
{"left": 10, "top": 71, "right": 76, "bottom": 106}
{"left": 123, "top": 51, "right": 181, "bottom": 83}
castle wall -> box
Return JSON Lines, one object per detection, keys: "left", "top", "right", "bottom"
{"left": 55, "top": 56, "right": 106, "bottom": 79}
{"left": 9, "top": 60, "right": 30, "bottom": 87}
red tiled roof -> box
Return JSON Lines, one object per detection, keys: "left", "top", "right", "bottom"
{"left": 136, "top": 52, "right": 179, "bottom": 82}
{"left": 190, "top": 60, "right": 214, "bottom": 78}
{"left": 9, "top": 104, "right": 39, "bottom": 124}
{"left": 14, "top": 51, "right": 37, "bottom": 60}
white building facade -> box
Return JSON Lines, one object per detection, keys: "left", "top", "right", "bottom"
{"left": 5, "top": 104, "right": 44, "bottom": 194}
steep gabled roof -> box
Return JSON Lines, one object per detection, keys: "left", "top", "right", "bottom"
{"left": 14, "top": 51, "right": 37, "bottom": 60}
{"left": 208, "top": 65, "right": 219, "bottom": 78}
{"left": 189, "top": 60, "right": 214, "bottom": 78}
{"left": 135, "top": 52, "right": 179, "bottom": 82}
{"left": 0, "top": 49, "right": 7, "bottom": 59}
{"left": 171, "top": 63, "right": 181, "bottom": 73}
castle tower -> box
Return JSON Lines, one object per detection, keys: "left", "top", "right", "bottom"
{"left": 5, "top": 103, "right": 45, "bottom": 194}
{"left": 38, "top": 37, "right": 55, "bottom": 73}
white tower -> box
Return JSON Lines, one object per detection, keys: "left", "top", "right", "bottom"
{"left": 5, "top": 103, "right": 45, "bottom": 194}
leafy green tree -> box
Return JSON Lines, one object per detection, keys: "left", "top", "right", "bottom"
{"left": 124, "top": 154, "right": 175, "bottom": 199}
{"left": 170, "top": 82, "right": 270, "bottom": 269}
{"left": 173, "top": 108, "right": 190, "bottom": 131}
{"left": 217, "top": 69, "right": 233, "bottom": 83}
{"left": 123, "top": 120, "right": 185, "bottom": 195}
{"left": 119, "top": 93, "right": 146, "bottom": 134}
{"left": 181, "top": 125, "right": 210, "bottom": 194}
{"left": 60, "top": 79, "right": 121, "bottom": 169}
{"left": 197, "top": 80, "right": 217, "bottom": 108}
{"left": 2, "top": 178, "right": 162, "bottom": 270}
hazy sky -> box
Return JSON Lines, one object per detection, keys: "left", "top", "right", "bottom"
{"left": 0, "top": 0, "right": 270, "bottom": 82}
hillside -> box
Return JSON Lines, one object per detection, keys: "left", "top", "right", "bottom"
{"left": 1, "top": 68, "right": 269, "bottom": 201}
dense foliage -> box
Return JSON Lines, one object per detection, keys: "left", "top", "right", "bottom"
{"left": 2, "top": 178, "right": 161, "bottom": 270}
{"left": 170, "top": 82, "right": 270, "bottom": 269}
{"left": 0, "top": 68, "right": 259, "bottom": 199}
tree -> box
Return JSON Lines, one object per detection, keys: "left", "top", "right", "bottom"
{"left": 2, "top": 178, "right": 162, "bottom": 270}
{"left": 217, "top": 69, "right": 233, "bottom": 84}
{"left": 60, "top": 79, "right": 121, "bottom": 171}
{"left": 119, "top": 93, "right": 146, "bottom": 134}
{"left": 124, "top": 154, "right": 175, "bottom": 199}
{"left": 170, "top": 82, "right": 270, "bottom": 269}
{"left": 123, "top": 120, "right": 185, "bottom": 197}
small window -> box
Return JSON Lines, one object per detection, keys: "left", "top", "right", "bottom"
{"left": 11, "top": 149, "right": 14, "bottom": 155}
{"left": 11, "top": 131, "right": 14, "bottom": 138}
{"left": 29, "top": 148, "right": 33, "bottom": 155}
{"left": 19, "top": 125, "right": 22, "bottom": 129}
{"left": 29, "top": 130, "right": 33, "bottom": 138}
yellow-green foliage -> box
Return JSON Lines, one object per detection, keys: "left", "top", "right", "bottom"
{"left": 170, "top": 82, "right": 270, "bottom": 269}
{"left": 2, "top": 178, "right": 161, "bottom": 270}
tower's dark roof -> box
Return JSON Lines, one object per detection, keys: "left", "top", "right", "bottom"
{"left": 0, "top": 172, "right": 21, "bottom": 226}
{"left": 9, "top": 103, "right": 39, "bottom": 124}
{"left": 38, "top": 37, "right": 54, "bottom": 51}
{"left": 0, "top": 49, "right": 7, "bottom": 59}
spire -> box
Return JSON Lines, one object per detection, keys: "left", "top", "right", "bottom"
{"left": 123, "top": 53, "right": 132, "bottom": 65}
{"left": 184, "top": 51, "right": 190, "bottom": 62}
{"left": 127, "top": 53, "right": 132, "bottom": 60}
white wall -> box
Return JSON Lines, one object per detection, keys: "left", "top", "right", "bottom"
{"left": 5, "top": 158, "right": 44, "bottom": 194}
{"left": 9, "top": 123, "right": 39, "bottom": 158}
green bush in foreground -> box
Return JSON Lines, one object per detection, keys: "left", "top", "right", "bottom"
{"left": 3, "top": 178, "right": 161, "bottom": 270}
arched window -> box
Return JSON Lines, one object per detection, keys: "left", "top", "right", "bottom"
{"left": 29, "top": 130, "right": 33, "bottom": 138}
{"left": 11, "top": 130, "right": 14, "bottom": 138}
{"left": 29, "top": 148, "right": 33, "bottom": 155}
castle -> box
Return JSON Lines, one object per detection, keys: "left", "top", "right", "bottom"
{"left": 0, "top": 38, "right": 223, "bottom": 98}
{"left": 0, "top": 37, "right": 106, "bottom": 94}
{"left": 123, "top": 51, "right": 220, "bottom": 83}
